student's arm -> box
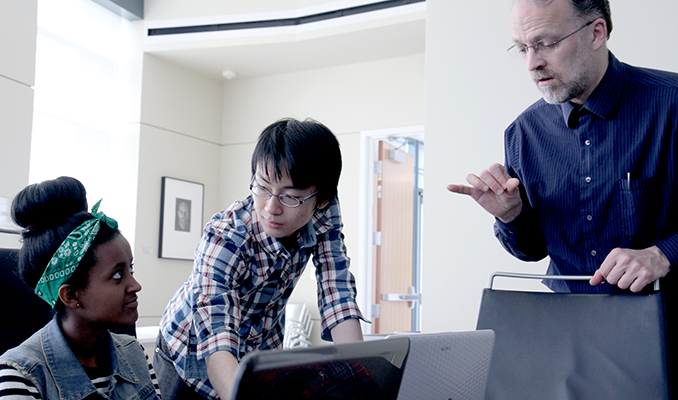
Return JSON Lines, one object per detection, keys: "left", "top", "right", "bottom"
{"left": 140, "top": 344, "right": 162, "bottom": 398}
{"left": 205, "top": 350, "right": 239, "bottom": 400}
{"left": 330, "top": 318, "right": 363, "bottom": 343}
{"left": 190, "top": 211, "right": 247, "bottom": 388}
{"left": 313, "top": 199, "right": 366, "bottom": 342}
{"left": 0, "top": 365, "right": 42, "bottom": 399}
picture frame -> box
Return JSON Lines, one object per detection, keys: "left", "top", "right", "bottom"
{"left": 159, "top": 177, "right": 204, "bottom": 260}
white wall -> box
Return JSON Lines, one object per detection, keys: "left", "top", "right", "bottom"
{"left": 0, "top": 0, "right": 37, "bottom": 249}
{"left": 218, "top": 53, "right": 425, "bottom": 337}
{"left": 423, "top": 0, "right": 678, "bottom": 333}
{"left": 133, "top": 54, "right": 224, "bottom": 327}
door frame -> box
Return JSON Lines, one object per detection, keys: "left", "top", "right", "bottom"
{"left": 358, "top": 125, "right": 424, "bottom": 334}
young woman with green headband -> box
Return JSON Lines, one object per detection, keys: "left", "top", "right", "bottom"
{"left": 0, "top": 176, "right": 161, "bottom": 399}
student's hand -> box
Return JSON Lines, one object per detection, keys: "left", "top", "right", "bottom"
{"left": 206, "top": 350, "right": 239, "bottom": 400}
{"left": 447, "top": 163, "right": 523, "bottom": 223}
{"left": 590, "top": 246, "right": 671, "bottom": 292}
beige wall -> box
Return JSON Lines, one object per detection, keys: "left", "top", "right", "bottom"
{"left": 219, "top": 54, "right": 426, "bottom": 147}
{"left": 134, "top": 53, "right": 425, "bottom": 332}
{"left": 423, "top": 0, "right": 678, "bottom": 333}
{"left": 133, "top": 54, "right": 224, "bottom": 327}
{"left": 0, "top": 0, "right": 37, "bottom": 249}
{"left": 219, "top": 54, "right": 425, "bottom": 331}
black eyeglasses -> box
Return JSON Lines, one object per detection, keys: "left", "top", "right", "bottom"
{"left": 507, "top": 18, "right": 598, "bottom": 59}
{"left": 250, "top": 183, "right": 318, "bottom": 208}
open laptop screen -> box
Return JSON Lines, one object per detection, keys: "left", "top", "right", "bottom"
{"left": 230, "top": 337, "right": 410, "bottom": 400}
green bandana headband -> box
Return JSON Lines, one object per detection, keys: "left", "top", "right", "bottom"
{"left": 35, "top": 199, "right": 118, "bottom": 308}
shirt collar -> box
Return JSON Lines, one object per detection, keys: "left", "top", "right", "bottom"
{"left": 561, "top": 102, "right": 584, "bottom": 128}
{"left": 303, "top": 202, "right": 334, "bottom": 247}
{"left": 250, "top": 207, "right": 283, "bottom": 255}
{"left": 560, "top": 51, "right": 624, "bottom": 126}
{"left": 42, "top": 316, "right": 140, "bottom": 400}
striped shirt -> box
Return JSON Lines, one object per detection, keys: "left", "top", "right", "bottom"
{"left": 0, "top": 345, "right": 161, "bottom": 399}
{"left": 159, "top": 196, "right": 363, "bottom": 399}
{"left": 495, "top": 52, "right": 678, "bottom": 293}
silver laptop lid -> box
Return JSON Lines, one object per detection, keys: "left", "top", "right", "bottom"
{"left": 388, "top": 330, "right": 495, "bottom": 400}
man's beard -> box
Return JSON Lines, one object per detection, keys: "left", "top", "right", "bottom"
{"left": 535, "top": 68, "right": 591, "bottom": 104}
{"left": 532, "top": 44, "right": 593, "bottom": 104}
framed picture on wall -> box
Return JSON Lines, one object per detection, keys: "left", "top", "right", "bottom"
{"left": 159, "top": 177, "right": 204, "bottom": 260}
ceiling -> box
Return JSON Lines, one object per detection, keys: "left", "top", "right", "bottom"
{"left": 142, "top": 3, "right": 426, "bottom": 81}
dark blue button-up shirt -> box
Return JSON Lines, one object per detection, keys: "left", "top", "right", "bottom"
{"left": 495, "top": 52, "right": 678, "bottom": 293}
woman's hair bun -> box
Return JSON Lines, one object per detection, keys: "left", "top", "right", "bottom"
{"left": 11, "top": 176, "right": 88, "bottom": 231}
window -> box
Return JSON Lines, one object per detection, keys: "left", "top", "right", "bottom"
{"left": 30, "top": 0, "right": 140, "bottom": 243}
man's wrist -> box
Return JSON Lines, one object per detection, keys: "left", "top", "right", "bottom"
{"left": 498, "top": 205, "right": 522, "bottom": 224}
{"left": 650, "top": 245, "right": 671, "bottom": 271}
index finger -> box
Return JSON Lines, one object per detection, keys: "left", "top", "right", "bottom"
{"left": 446, "top": 183, "right": 474, "bottom": 196}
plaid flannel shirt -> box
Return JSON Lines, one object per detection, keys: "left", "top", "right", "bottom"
{"left": 159, "top": 196, "right": 363, "bottom": 399}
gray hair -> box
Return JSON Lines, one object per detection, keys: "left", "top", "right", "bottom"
{"left": 513, "top": 0, "right": 612, "bottom": 38}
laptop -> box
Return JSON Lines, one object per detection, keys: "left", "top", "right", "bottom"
{"left": 229, "top": 336, "right": 411, "bottom": 400}
{"left": 388, "top": 330, "right": 495, "bottom": 400}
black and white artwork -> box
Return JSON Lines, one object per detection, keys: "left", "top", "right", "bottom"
{"left": 159, "top": 177, "right": 203, "bottom": 260}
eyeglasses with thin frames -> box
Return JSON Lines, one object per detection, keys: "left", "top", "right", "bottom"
{"left": 507, "top": 18, "right": 599, "bottom": 59}
{"left": 249, "top": 180, "right": 319, "bottom": 208}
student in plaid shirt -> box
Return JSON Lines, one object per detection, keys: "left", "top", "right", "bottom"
{"left": 154, "top": 118, "right": 365, "bottom": 400}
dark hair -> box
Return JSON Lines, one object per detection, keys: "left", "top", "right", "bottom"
{"left": 250, "top": 118, "right": 342, "bottom": 206}
{"left": 11, "top": 176, "right": 119, "bottom": 310}
{"left": 570, "top": 0, "right": 612, "bottom": 38}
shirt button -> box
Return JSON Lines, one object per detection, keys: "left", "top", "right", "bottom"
{"left": 585, "top": 177, "right": 592, "bottom": 183}
{"left": 587, "top": 215, "right": 593, "bottom": 221}
{"left": 584, "top": 139, "right": 591, "bottom": 146}
{"left": 591, "top": 250, "right": 597, "bottom": 256}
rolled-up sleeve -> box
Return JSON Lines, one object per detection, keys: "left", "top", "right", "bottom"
{"left": 313, "top": 201, "right": 364, "bottom": 340}
{"left": 192, "top": 221, "right": 246, "bottom": 360}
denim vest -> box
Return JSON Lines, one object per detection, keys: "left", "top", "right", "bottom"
{"left": 0, "top": 316, "right": 159, "bottom": 400}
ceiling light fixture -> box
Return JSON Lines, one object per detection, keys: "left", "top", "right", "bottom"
{"left": 222, "top": 70, "right": 237, "bottom": 80}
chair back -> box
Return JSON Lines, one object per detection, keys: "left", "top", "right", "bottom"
{"left": 476, "top": 272, "right": 672, "bottom": 400}
{"left": 0, "top": 248, "right": 55, "bottom": 355}
{"left": 0, "top": 248, "right": 136, "bottom": 356}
